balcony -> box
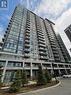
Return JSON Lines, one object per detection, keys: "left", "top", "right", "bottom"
{"left": 50, "top": 39, "right": 56, "bottom": 43}
{"left": 7, "top": 28, "right": 9, "bottom": 30}
{"left": 39, "top": 51, "right": 47, "bottom": 56}
{"left": 24, "top": 44, "right": 30, "bottom": 48}
{"left": 26, "top": 26, "right": 30, "bottom": 29}
{"left": 51, "top": 44, "right": 56, "bottom": 47}
{"left": 39, "top": 47, "right": 46, "bottom": 51}
{"left": 38, "top": 33, "right": 44, "bottom": 36}
{"left": 2, "top": 38, "right": 5, "bottom": 42}
{"left": 8, "top": 24, "right": 10, "bottom": 27}
{"left": 25, "top": 31, "right": 30, "bottom": 34}
{"left": 26, "top": 28, "right": 30, "bottom": 31}
{"left": 37, "top": 29, "right": 41, "bottom": 32}
{"left": 39, "top": 44, "right": 46, "bottom": 48}
{"left": 37, "top": 30, "right": 43, "bottom": 33}
{"left": 53, "top": 51, "right": 58, "bottom": 54}
{"left": 0, "top": 42, "right": 3, "bottom": 47}
{"left": 25, "top": 28, "right": 30, "bottom": 33}
{"left": 24, "top": 49, "right": 30, "bottom": 53}
{"left": 26, "top": 20, "right": 30, "bottom": 22}
{"left": 24, "top": 53, "right": 30, "bottom": 58}
{"left": 26, "top": 21, "right": 30, "bottom": 24}
{"left": 5, "top": 31, "right": 7, "bottom": 33}
{"left": 51, "top": 47, "right": 56, "bottom": 51}
{"left": 10, "top": 19, "right": 12, "bottom": 22}
{"left": 24, "top": 40, "right": 30, "bottom": 44}
{"left": 36, "top": 28, "right": 41, "bottom": 30}
{"left": 38, "top": 38, "right": 45, "bottom": 42}
{"left": 38, "top": 35, "right": 44, "bottom": 39}
{"left": 9, "top": 22, "right": 11, "bottom": 24}
{"left": 52, "top": 47, "right": 57, "bottom": 51}
{"left": 25, "top": 36, "right": 30, "bottom": 40}
{"left": 55, "top": 58, "right": 60, "bottom": 62}
{"left": 54, "top": 54, "right": 59, "bottom": 58}
{"left": 39, "top": 56, "right": 47, "bottom": 60}
{"left": 4, "top": 34, "right": 6, "bottom": 37}
{"left": 38, "top": 41, "right": 45, "bottom": 45}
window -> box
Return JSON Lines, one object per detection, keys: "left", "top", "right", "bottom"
{"left": 0, "top": 61, "right": 6, "bottom": 67}
{"left": 7, "top": 61, "right": 23, "bottom": 67}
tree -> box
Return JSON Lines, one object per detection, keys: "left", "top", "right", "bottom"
{"left": 21, "top": 69, "right": 28, "bottom": 87}
{"left": 9, "top": 70, "right": 21, "bottom": 93}
{"left": 44, "top": 68, "right": 51, "bottom": 83}
{"left": 37, "top": 65, "right": 47, "bottom": 85}
{"left": 0, "top": 65, "right": 3, "bottom": 87}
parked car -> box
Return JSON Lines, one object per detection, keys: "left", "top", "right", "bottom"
{"left": 63, "top": 74, "right": 71, "bottom": 78}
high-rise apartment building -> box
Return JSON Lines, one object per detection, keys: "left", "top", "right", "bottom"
{"left": 56, "top": 34, "right": 71, "bottom": 63}
{"left": 0, "top": 5, "right": 71, "bottom": 83}
{"left": 64, "top": 24, "right": 71, "bottom": 42}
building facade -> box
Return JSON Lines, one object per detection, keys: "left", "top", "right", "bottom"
{"left": 56, "top": 34, "right": 71, "bottom": 63}
{"left": 64, "top": 24, "right": 71, "bottom": 42}
{"left": 0, "top": 5, "right": 71, "bottom": 83}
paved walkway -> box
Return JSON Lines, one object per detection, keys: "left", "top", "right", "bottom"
{"left": 18, "top": 78, "right": 71, "bottom": 95}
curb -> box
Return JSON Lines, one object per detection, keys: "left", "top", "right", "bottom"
{"left": 17, "top": 81, "right": 61, "bottom": 95}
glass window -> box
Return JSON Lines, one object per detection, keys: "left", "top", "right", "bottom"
{"left": 7, "top": 61, "right": 23, "bottom": 67}
{"left": 0, "top": 61, "right": 6, "bottom": 67}
{"left": 4, "top": 48, "right": 16, "bottom": 53}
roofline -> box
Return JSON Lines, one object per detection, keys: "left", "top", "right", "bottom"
{"left": 45, "top": 18, "right": 55, "bottom": 25}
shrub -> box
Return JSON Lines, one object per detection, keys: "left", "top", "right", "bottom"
{"left": 9, "top": 70, "right": 21, "bottom": 93}
{"left": 44, "top": 68, "right": 51, "bottom": 83}
{"left": 37, "top": 65, "right": 47, "bottom": 85}
{"left": 21, "top": 69, "right": 28, "bottom": 87}
{"left": 0, "top": 65, "right": 3, "bottom": 88}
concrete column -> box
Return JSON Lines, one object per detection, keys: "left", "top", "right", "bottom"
{"left": 41, "top": 63, "right": 42, "bottom": 66}
{"left": 23, "top": 61, "right": 24, "bottom": 68}
{"left": 57, "top": 64, "right": 61, "bottom": 76}
{"left": 2, "top": 60, "right": 8, "bottom": 82}
{"left": 41, "top": 62, "right": 43, "bottom": 68}
{"left": 51, "top": 63, "right": 54, "bottom": 75}
{"left": 65, "top": 69, "right": 68, "bottom": 75}
{"left": 64, "top": 65, "right": 68, "bottom": 75}
{"left": 59, "top": 69, "right": 62, "bottom": 76}
{"left": 69, "top": 65, "right": 71, "bottom": 74}
{"left": 68, "top": 65, "right": 70, "bottom": 74}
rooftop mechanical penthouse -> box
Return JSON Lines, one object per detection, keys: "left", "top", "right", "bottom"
{"left": 0, "top": 5, "right": 71, "bottom": 83}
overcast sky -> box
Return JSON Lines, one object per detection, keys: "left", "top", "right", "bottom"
{"left": 0, "top": 0, "right": 71, "bottom": 56}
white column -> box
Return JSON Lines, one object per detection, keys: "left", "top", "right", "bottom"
{"left": 41, "top": 63, "right": 42, "bottom": 66}
{"left": 57, "top": 64, "right": 61, "bottom": 76}
{"left": 41, "top": 62, "right": 43, "bottom": 69}
{"left": 64, "top": 65, "right": 68, "bottom": 75}
{"left": 2, "top": 60, "right": 8, "bottom": 82}
{"left": 51, "top": 63, "right": 54, "bottom": 75}
{"left": 23, "top": 61, "right": 24, "bottom": 68}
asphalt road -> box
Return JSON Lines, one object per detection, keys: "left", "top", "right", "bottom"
{"left": 19, "top": 78, "right": 71, "bottom": 95}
